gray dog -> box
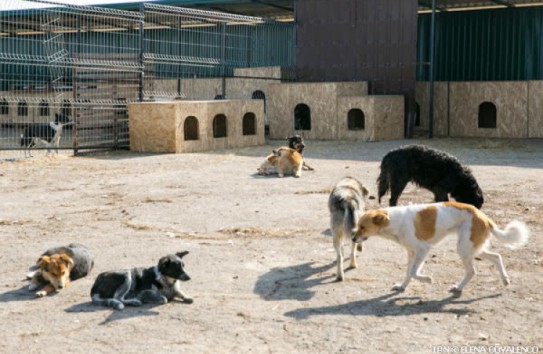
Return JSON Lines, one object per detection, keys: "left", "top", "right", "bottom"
{"left": 328, "top": 176, "right": 369, "bottom": 281}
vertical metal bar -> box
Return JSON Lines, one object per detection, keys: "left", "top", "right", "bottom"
{"left": 139, "top": 3, "right": 144, "bottom": 102}
{"left": 220, "top": 22, "right": 226, "bottom": 98}
{"left": 293, "top": 0, "right": 298, "bottom": 80}
{"left": 428, "top": 0, "right": 436, "bottom": 138}
{"left": 74, "top": 15, "right": 81, "bottom": 155}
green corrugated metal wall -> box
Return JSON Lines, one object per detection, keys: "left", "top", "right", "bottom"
{"left": 417, "top": 7, "right": 543, "bottom": 81}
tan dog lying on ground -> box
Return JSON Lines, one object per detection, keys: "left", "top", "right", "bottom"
{"left": 257, "top": 147, "right": 304, "bottom": 178}
{"left": 28, "top": 243, "right": 94, "bottom": 297}
{"left": 353, "top": 202, "right": 529, "bottom": 294}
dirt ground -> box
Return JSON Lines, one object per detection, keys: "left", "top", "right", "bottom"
{"left": 0, "top": 138, "right": 542, "bottom": 354}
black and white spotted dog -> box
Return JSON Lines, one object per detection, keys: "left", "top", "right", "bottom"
{"left": 90, "top": 251, "right": 193, "bottom": 310}
{"left": 377, "top": 145, "right": 484, "bottom": 208}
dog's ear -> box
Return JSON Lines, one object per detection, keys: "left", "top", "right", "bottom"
{"left": 158, "top": 256, "right": 169, "bottom": 267}
{"left": 372, "top": 211, "right": 390, "bottom": 226}
{"left": 157, "top": 256, "right": 170, "bottom": 273}
{"left": 176, "top": 251, "right": 189, "bottom": 259}
{"left": 37, "top": 256, "right": 50, "bottom": 269}
{"left": 59, "top": 253, "right": 74, "bottom": 267}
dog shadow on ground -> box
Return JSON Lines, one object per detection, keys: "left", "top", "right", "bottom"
{"left": 0, "top": 283, "right": 58, "bottom": 302}
{"left": 254, "top": 261, "right": 337, "bottom": 301}
{"left": 284, "top": 292, "right": 502, "bottom": 320}
{"left": 65, "top": 301, "right": 177, "bottom": 325}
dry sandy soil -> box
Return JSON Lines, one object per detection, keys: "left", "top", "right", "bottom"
{"left": 0, "top": 138, "right": 542, "bottom": 354}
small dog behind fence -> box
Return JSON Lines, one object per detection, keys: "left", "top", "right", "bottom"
{"left": 20, "top": 113, "right": 71, "bottom": 157}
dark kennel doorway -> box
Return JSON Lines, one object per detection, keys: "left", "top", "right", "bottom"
{"left": 242, "top": 113, "right": 257, "bottom": 136}
{"left": 294, "top": 103, "right": 311, "bottom": 131}
{"left": 184, "top": 116, "right": 199, "bottom": 141}
{"left": 478, "top": 102, "right": 497, "bottom": 129}
{"left": 347, "top": 108, "right": 365, "bottom": 130}
{"left": 213, "top": 114, "right": 228, "bottom": 138}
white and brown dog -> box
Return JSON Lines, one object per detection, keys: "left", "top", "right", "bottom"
{"left": 353, "top": 202, "right": 529, "bottom": 293}
{"left": 257, "top": 147, "right": 303, "bottom": 178}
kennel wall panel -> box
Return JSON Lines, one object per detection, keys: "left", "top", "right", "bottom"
{"left": 528, "top": 81, "right": 543, "bottom": 138}
{"left": 128, "top": 99, "right": 264, "bottom": 153}
{"left": 449, "top": 81, "right": 528, "bottom": 138}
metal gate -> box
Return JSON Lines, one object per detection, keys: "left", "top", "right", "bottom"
{"left": 0, "top": 0, "right": 294, "bottom": 157}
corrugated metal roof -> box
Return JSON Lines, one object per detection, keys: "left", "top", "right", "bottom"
{"left": 4, "top": 1, "right": 543, "bottom": 20}
{"left": 419, "top": 0, "right": 543, "bottom": 11}
{"left": 112, "top": 0, "right": 543, "bottom": 20}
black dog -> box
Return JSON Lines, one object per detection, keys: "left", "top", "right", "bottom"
{"left": 20, "top": 113, "right": 71, "bottom": 157}
{"left": 377, "top": 145, "right": 484, "bottom": 208}
{"left": 287, "top": 134, "right": 314, "bottom": 171}
{"left": 90, "top": 251, "right": 193, "bottom": 310}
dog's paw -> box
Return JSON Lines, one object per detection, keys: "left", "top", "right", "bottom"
{"left": 391, "top": 284, "right": 405, "bottom": 292}
{"left": 35, "top": 290, "right": 47, "bottom": 298}
{"left": 419, "top": 275, "right": 433, "bottom": 284}
{"left": 113, "top": 302, "right": 125, "bottom": 310}
{"left": 449, "top": 285, "right": 463, "bottom": 294}
{"left": 183, "top": 297, "right": 194, "bottom": 304}
{"left": 503, "top": 277, "right": 511, "bottom": 286}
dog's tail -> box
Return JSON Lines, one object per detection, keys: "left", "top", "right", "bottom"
{"left": 490, "top": 220, "right": 530, "bottom": 250}
{"left": 343, "top": 202, "right": 356, "bottom": 233}
{"left": 376, "top": 170, "right": 389, "bottom": 205}
{"left": 343, "top": 201, "right": 363, "bottom": 251}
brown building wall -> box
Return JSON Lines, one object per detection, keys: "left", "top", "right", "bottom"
{"left": 295, "top": 0, "right": 418, "bottom": 96}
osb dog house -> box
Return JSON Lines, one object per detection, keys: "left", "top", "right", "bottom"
{"left": 128, "top": 99, "right": 264, "bottom": 153}
{"left": 415, "top": 81, "right": 543, "bottom": 138}
{"left": 267, "top": 81, "right": 404, "bottom": 141}
{"left": 128, "top": 75, "right": 405, "bottom": 154}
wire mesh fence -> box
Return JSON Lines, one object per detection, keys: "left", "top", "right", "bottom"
{"left": 0, "top": 0, "right": 295, "bottom": 158}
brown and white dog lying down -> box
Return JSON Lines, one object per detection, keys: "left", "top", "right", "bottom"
{"left": 257, "top": 147, "right": 304, "bottom": 178}
{"left": 352, "top": 202, "right": 529, "bottom": 294}
{"left": 28, "top": 243, "right": 94, "bottom": 297}
{"left": 286, "top": 134, "right": 314, "bottom": 171}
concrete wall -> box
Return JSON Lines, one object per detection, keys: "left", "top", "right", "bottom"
{"left": 128, "top": 99, "right": 265, "bottom": 153}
